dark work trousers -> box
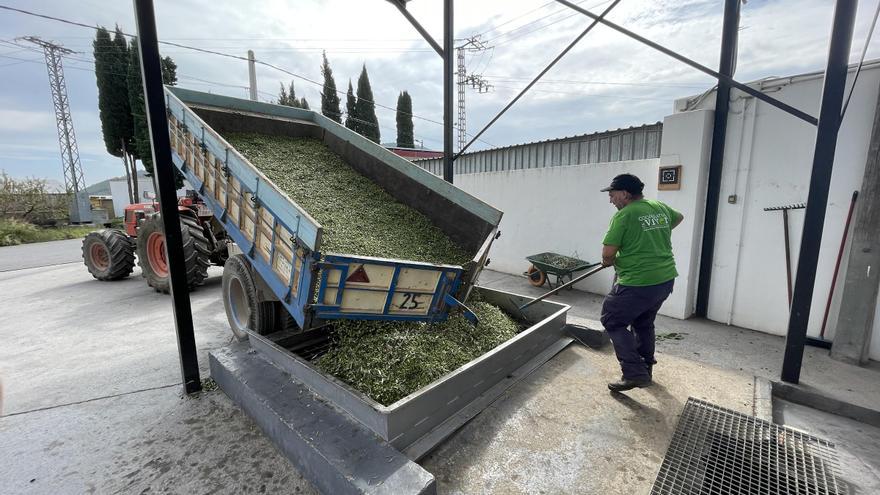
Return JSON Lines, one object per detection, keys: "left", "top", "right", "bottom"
{"left": 600, "top": 279, "right": 674, "bottom": 380}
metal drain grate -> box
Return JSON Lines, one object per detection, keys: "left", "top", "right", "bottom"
{"left": 652, "top": 398, "right": 846, "bottom": 495}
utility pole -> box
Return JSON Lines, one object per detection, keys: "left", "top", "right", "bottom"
{"left": 247, "top": 50, "right": 258, "bottom": 101}
{"left": 455, "top": 36, "right": 491, "bottom": 152}
{"left": 22, "top": 36, "right": 91, "bottom": 224}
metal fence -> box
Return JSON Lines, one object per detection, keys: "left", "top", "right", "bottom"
{"left": 415, "top": 122, "right": 662, "bottom": 176}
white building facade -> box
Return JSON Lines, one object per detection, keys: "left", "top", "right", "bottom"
{"left": 433, "top": 61, "right": 880, "bottom": 361}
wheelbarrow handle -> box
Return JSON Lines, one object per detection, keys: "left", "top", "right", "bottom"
{"left": 519, "top": 264, "right": 608, "bottom": 310}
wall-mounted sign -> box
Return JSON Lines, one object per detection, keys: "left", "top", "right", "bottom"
{"left": 658, "top": 165, "right": 682, "bottom": 191}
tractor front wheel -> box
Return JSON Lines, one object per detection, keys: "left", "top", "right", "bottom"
{"left": 136, "top": 215, "right": 211, "bottom": 293}
{"left": 82, "top": 229, "right": 135, "bottom": 280}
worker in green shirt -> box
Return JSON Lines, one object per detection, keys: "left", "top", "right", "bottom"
{"left": 599, "top": 173, "right": 683, "bottom": 392}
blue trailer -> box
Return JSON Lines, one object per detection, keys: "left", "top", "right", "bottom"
{"left": 164, "top": 87, "right": 502, "bottom": 334}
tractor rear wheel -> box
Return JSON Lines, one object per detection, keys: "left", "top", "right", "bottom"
{"left": 82, "top": 229, "right": 135, "bottom": 280}
{"left": 136, "top": 215, "right": 211, "bottom": 293}
{"left": 222, "top": 254, "right": 277, "bottom": 340}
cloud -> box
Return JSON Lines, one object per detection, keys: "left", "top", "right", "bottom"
{"left": 0, "top": 109, "right": 56, "bottom": 132}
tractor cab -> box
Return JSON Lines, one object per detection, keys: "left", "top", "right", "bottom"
{"left": 123, "top": 203, "right": 157, "bottom": 237}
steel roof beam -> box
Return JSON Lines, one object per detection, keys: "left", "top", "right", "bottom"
{"left": 554, "top": 0, "right": 819, "bottom": 126}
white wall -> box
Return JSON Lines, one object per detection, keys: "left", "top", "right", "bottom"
{"left": 108, "top": 177, "right": 188, "bottom": 217}
{"left": 452, "top": 63, "right": 880, "bottom": 360}
{"left": 455, "top": 112, "right": 713, "bottom": 321}
{"left": 872, "top": 302, "right": 880, "bottom": 361}
{"left": 656, "top": 109, "right": 714, "bottom": 318}
{"left": 685, "top": 64, "right": 880, "bottom": 359}
{"left": 454, "top": 158, "right": 689, "bottom": 316}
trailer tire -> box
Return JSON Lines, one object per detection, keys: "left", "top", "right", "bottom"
{"left": 276, "top": 302, "right": 300, "bottom": 332}
{"left": 136, "top": 215, "right": 211, "bottom": 293}
{"left": 82, "top": 229, "right": 135, "bottom": 280}
{"left": 222, "top": 255, "right": 277, "bottom": 340}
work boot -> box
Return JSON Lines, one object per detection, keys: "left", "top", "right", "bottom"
{"left": 646, "top": 359, "right": 657, "bottom": 380}
{"left": 607, "top": 377, "right": 652, "bottom": 392}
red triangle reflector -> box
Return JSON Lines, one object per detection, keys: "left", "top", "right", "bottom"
{"left": 346, "top": 264, "right": 370, "bottom": 283}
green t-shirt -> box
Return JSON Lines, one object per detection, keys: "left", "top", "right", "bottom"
{"left": 602, "top": 199, "right": 680, "bottom": 286}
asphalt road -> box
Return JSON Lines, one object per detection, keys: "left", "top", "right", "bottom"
{"left": 0, "top": 238, "right": 320, "bottom": 494}
{"left": 0, "top": 238, "right": 84, "bottom": 272}
{"left": 0, "top": 238, "right": 232, "bottom": 416}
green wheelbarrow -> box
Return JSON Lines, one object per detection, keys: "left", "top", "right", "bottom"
{"left": 524, "top": 252, "right": 599, "bottom": 290}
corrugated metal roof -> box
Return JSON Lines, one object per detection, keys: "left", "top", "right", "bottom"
{"left": 414, "top": 122, "right": 662, "bottom": 176}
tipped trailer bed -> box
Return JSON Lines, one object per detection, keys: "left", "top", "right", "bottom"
{"left": 165, "top": 88, "right": 574, "bottom": 494}
{"left": 165, "top": 87, "right": 502, "bottom": 330}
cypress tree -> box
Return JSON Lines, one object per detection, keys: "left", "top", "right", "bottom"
{"left": 94, "top": 28, "right": 123, "bottom": 158}
{"left": 396, "top": 91, "right": 414, "bottom": 148}
{"left": 94, "top": 27, "right": 136, "bottom": 202}
{"left": 344, "top": 80, "right": 357, "bottom": 132}
{"left": 278, "top": 80, "right": 305, "bottom": 108}
{"left": 161, "top": 56, "right": 177, "bottom": 86}
{"left": 320, "top": 51, "right": 341, "bottom": 123}
{"left": 354, "top": 65, "right": 380, "bottom": 143}
{"left": 112, "top": 28, "right": 137, "bottom": 200}
{"left": 278, "top": 82, "right": 290, "bottom": 106}
{"left": 127, "top": 37, "right": 179, "bottom": 186}
{"left": 287, "top": 80, "right": 297, "bottom": 107}
{"left": 128, "top": 39, "right": 151, "bottom": 181}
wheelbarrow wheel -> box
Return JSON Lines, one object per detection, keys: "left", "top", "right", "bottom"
{"left": 527, "top": 265, "right": 546, "bottom": 287}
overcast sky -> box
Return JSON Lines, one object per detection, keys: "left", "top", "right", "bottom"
{"left": 1, "top": 0, "right": 879, "bottom": 187}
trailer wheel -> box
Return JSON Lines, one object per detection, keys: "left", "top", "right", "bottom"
{"left": 136, "top": 215, "right": 211, "bottom": 293}
{"left": 276, "top": 302, "right": 300, "bottom": 332}
{"left": 527, "top": 265, "right": 546, "bottom": 287}
{"left": 82, "top": 229, "right": 135, "bottom": 280}
{"left": 222, "top": 255, "right": 277, "bottom": 340}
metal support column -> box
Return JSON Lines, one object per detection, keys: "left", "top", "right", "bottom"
{"left": 695, "top": 0, "right": 741, "bottom": 316}
{"left": 781, "top": 0, "right": 857, "bottom": 384}
{"left": 133, "top": 0, "right": 202, "bottom": 394}
{"left": 443, "top": 0, "right": 454, "bottom": 183}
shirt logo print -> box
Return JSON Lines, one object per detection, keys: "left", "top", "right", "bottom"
{"left": 638, "top": 213, "right": 670, "bottom": 231}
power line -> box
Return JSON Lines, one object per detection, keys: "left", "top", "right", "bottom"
{"left": 486, "top": 0, "right": 610, "bottom": 46}
{"left": 0, "top": 4, "right": 499, "bottom": 145}
{"left": 0, "top": 44, "right": 447, "bottom": 147}
{"left": 51, "top": 36, "right": 428, "bottom": 42}
{"left": 476, "top": 1, "right": 556, "bottom": 38}
{"left": 486, "top": 75, "right": 708, "bottom": 89}
{"left": 491, "top": 83, "right": 670, "bottom": 101}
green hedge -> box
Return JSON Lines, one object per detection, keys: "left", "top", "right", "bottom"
{"left": 0, "top": 219, "right": 95, "bottom": 247}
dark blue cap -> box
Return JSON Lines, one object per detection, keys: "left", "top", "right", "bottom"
{"left": 600, "top": 174, "right": 644, "bottom": 195}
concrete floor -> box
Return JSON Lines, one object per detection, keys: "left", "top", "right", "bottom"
{"left": 1, "top": 240, "right": 878, "bottom": 494}
{"left": 479, "top": 270, "right": 880, "bottom": 414}
{"left": 774, "top": 398, "right": 880, "bottom": 494}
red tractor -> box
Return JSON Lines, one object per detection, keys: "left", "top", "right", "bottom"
{"left": 82, "top": 192, "right": 228, "bottom": 292}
